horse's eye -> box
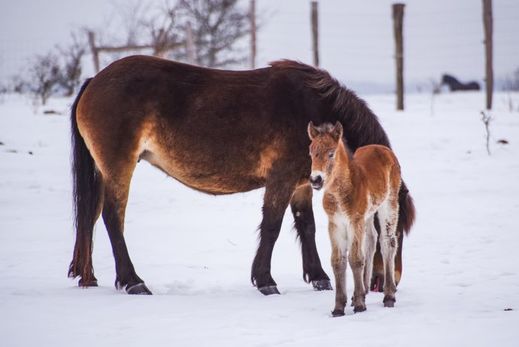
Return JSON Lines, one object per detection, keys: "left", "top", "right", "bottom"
{"left": 328, "top": 151, "right": 334, "bottom": 158}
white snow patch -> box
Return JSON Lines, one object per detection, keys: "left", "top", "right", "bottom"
{"left": 1, "top": 92, "right": 519, "bottom": 346}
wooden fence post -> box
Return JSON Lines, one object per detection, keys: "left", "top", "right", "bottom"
{"left": 87, "top": 31, "right": 100, "bottom": 73}
{"left": 482, "top": 0, "right": 493, "bottom": 110}
{"left": 250, "top": 0, "right": 257, "bottom": 69}
{"left": 311, "top": 1, "right": 319, "bottom": 67}
{"left": 392, "top": 3, "right": 405, "bottom": 111}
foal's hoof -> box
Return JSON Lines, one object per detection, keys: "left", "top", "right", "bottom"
{"left": 126, "top": 283, "right": 152, "bottom": 295}
{"left": 331, "top": 309, "right": 345, "bottom": 317}
{"left": 78, "top": 278, "right": 98, "bottom": 287}
{"left": 258, "top": 285, "right": 280, "bottom": 296}
{"left": 383, "top": 295, "right": 396, "bottom": 307}
{"left": 312, "top": 279, "right": 333, "bottom": 291}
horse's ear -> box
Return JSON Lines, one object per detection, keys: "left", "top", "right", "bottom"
{"left": 331, "top": 121, "right": 343, "bottom": 141}
{"left": 308, "top": 121, "right": 319, "bottom": 140}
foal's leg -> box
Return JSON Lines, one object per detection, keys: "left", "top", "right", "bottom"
{"left": 378, "top": 201, "right": 399, "bottom": 307}
{"left": 371, "top": 215, "right": 405, "bottom": 292}
{"left": 363, "top": 216, "right": 377, "bottom": 295}
{"left": 251, "top": 175, "right": 297, "bottom": 295}
{"left": 290, "top": 184, "right": 331, "bottom": 291}
{"left": 329, "top": 220, "right": 348, "bottom": 317}
{"left": 371, "top": 223, "right": 384, "bottom": 292}
{"left": 349, "top": 220, "right": 367, "bottom": 313}
{"left": 101, "top": 161, "right": 151, "bottom": 295}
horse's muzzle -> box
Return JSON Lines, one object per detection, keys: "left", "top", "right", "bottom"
{"left": 309, "top": 175, "right": 323, "bottom": 190}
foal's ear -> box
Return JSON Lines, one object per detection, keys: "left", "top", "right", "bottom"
{"left": 307, "top": 121, "right": 320, "bottom": 140}
{"left": 330, "top": 121, "right": 343, "bottom": 141}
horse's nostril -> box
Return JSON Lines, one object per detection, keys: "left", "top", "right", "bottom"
{"left": 310, "top": 175, "right": 323, "bottom": 184}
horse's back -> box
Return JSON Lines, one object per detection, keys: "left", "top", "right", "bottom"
{"left": 354, "top": 145, "right": 398, "bottom": 169}
{"left": 353, "top": 145, "right": 401, "bottom": 194}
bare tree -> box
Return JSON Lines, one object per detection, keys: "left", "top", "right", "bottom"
{"left": 174, "top": 0, "right": 250, "bottom": 67}
{"left": 85, "top": 0, "right": 251, "bottom": 70}
{"left": 140, "top": 2, "right": 184, "bottom": 57}
{"left": 57, "top": 33, "right": 86, "bottom": 96}
{"left": 86, "top": 1, "right": 184, "bottom": 71}
{"left": 8, "top": 74, "right": 28, "bottom": 94}
{"left": 26, "top": 52, "right": 62, "bottom": 105}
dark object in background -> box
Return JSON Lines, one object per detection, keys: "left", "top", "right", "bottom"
{"left": 441, "top": 74, "right": 481, "bottom": 91}
{"left": 43, "top": 110, "right": 62, "bottom": 115}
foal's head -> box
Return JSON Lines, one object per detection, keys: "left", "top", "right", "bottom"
{"left": 307, "top": 121, "right": 343, "bottom": 190}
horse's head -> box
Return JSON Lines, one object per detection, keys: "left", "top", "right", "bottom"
{"left": 307, "top": 121, "right": 343, "bottom": 190}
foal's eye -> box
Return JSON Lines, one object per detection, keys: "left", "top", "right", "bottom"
{"left": 328, "top": 151, "right": 334, "bottom": 158}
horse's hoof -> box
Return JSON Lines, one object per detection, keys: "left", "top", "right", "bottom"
{"left": 353, "top": 305, "right": 367, "bottom": 313}
{"left": 258, "top": 285, "right": 280, "bottom": 295}
{"left": 383, "top": 295, "right": 395, "bottom": 307}
{"left": 78, "top": 278, "right": 98, "bottom": 287}
{"left": 312, "top": 279, "right": 332, "bottom": 291}
{"left": 331, "top": 309, "right": 345, "bottom": 317}
{"left": 126, "top": 283, "right": 152, "bottom": 295}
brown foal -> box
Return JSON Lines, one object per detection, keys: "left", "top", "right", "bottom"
{"left": 308, "top": 121, "right": 402, "bottom": 316}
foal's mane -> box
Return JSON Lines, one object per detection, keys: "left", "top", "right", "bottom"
{"left": 270, "top": 60, "right": 391, "bottom": 150}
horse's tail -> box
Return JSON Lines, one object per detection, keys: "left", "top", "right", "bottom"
{"left": 68, "top": 78, "right": 103, "bottom": 286}
{"left": 398, "top": 180, "right": 415, "bottom": 236}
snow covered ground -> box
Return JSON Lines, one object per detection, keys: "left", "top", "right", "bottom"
{"left": 1, "top": 91, "right": 518, "bottom": 346}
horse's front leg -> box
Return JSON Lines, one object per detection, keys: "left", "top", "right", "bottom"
{"left": 290, "top": 184, "right": 331, "bottom": 291}
{"left": 349, "top": 220, "right": 367, "bottom": 313}
{"left": 251, "top": 175, "right": 297, "bottom": 295}
{"left": 329, "top": 220, "right": 348, "bottom": 317}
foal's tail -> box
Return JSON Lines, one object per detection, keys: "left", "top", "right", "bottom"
{"left": 68, "top": 78, "right": 103, "bottom": 286}
{"left": 398, "top": 180, "right": 415, "bottom": 236}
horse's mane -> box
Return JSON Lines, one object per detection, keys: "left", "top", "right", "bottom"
{"left": 270, "top": 60, "right": 391, "bottom": 150}
{"left": 271, "top": 60, "right": 416, "bottom": 235}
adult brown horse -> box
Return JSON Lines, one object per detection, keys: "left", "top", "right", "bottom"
{"left": 68, "top": 56, "right": 415, "bottom": 295}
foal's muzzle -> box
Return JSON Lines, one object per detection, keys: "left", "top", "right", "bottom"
{"left": 309, "top": 174, "right": 323, "bottom": 190}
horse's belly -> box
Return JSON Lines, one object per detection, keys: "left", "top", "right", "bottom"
{"left": 140, "top": 148, "right": 265, "bottom": 195}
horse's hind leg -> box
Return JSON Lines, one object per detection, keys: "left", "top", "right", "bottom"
{"left": 378, "top": 201, "right": 399, "bottom": 307}
{"left": 290, "top": 184, "right": 331, "bottom": 291}
{"left": 102, "top": 172, "right": 151, "bottom": 295}
{"left": 371, "top": 215, "right": 404, "bottom": 292}
{"left": 94, "top": 148, "right": 151, "bottom": 295}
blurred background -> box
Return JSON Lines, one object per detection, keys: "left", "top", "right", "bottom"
{"left": 0, "top": 0, "right": 518, "bottom": 101}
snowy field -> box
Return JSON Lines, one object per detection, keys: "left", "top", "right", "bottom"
{"left": 1, "top": 91, "right": 518, "bottom": 346}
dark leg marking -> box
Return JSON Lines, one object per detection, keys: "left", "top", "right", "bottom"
{"left": 102, "top": 185, "right": 151, "bottom": 295}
